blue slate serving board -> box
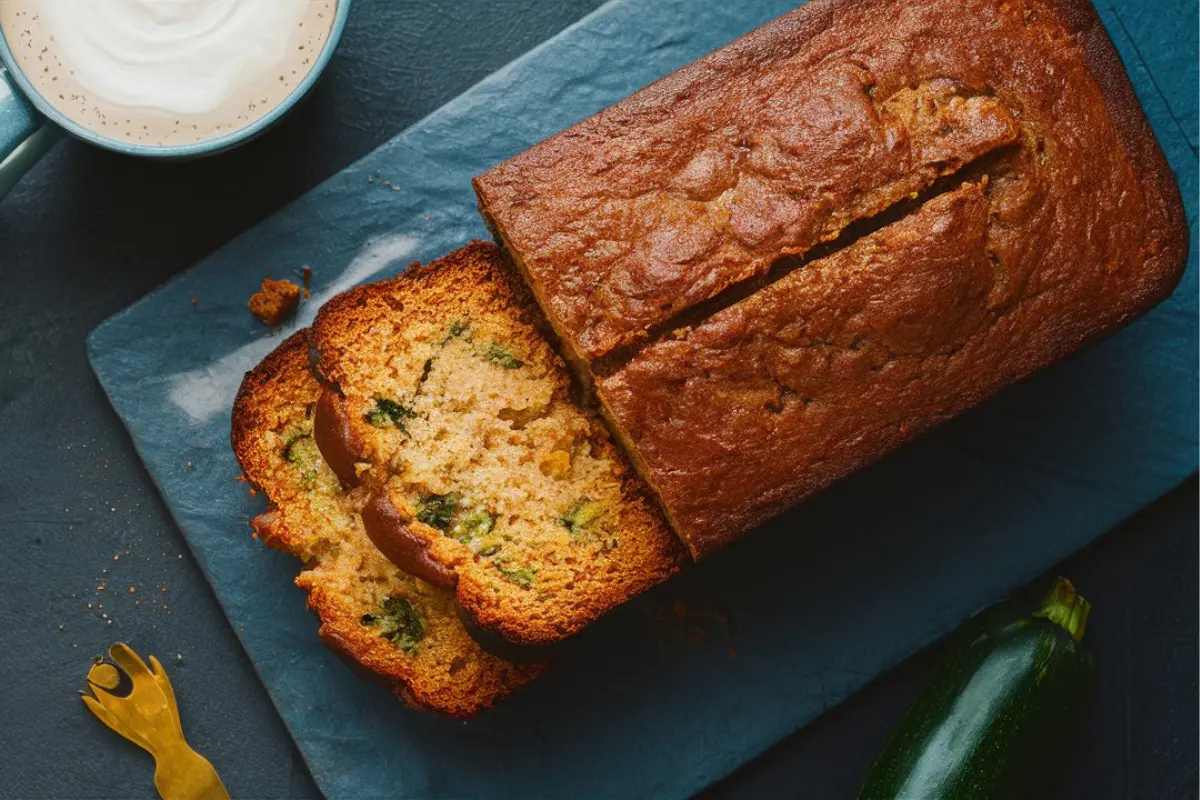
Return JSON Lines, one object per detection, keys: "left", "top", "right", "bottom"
{"left": 88, "top": 0, "right": 1198, "bottom": 797}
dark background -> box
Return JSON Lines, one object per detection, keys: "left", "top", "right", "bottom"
{"left": 0, "top": 1, "right": 1195, "bottom": 797}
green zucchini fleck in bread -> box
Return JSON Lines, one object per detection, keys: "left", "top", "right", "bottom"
{"left": 310, "top": 242, "right": 685, "bottom": 646}
{"left": 231, "top": 330, "right": 543, "bottom": 718}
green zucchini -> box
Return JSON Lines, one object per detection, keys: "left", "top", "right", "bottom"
{"left": 858, "top": 577, "right": 1094, "bottom": 800}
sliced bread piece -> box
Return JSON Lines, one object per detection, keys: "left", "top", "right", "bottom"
{"left": 231, "top": 329, "right": 543, "bottom": 717}
{"left": 311, "top": 241, "right": 685, "bottom": 645}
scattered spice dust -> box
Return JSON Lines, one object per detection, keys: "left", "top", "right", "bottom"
{"left": 646, "top": 599, "right": 734, "bottom": 648}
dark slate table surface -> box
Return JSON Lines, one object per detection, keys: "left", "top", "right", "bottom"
{"left": 0, "top": 1, "right": 1195, "bottom": 797}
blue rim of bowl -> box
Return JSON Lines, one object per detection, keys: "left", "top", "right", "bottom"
{"left": 0, "top": 0, "right": 352, "bottom": 158}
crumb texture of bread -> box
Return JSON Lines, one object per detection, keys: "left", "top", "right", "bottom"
{"left": 231, "top": 330, "right": 542, "bottom": 717}
{"left": 312, "top": 242, "right": 684, "bottom": 645}
{"left": 248, "top": 278, "right": 301, "bottom": 326}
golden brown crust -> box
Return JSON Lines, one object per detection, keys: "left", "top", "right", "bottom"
{"left": 1054, "top": 0, "right": 1189, "bottom": 283}
{"left": 231, "top": 331, "right": 320, "bottom": 507}
{"left": 474, "top": 0, "right": 1029, "bottom": 360}
{"left": 310, "top": 242, "right": 684, "bottom": 645}
{"left": 231, "top": 330, "right": 544, "bottom": 717}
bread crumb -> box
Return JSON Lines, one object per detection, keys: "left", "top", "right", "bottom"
{"left": 301, "top": 265, "right": 313, "bottom": 288}
{"left": 249, "top": 278, "right": 301, "bottom": 326}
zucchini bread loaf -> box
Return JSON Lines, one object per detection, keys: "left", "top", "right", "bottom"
{"left": 476, "top": 0, "right": 1187, "bottom": 558}
{"left": 231, "top": 330, "right": 544, "bottom": 716}
{"left": 310, "top": 242, "right": 684, "bottom": 646}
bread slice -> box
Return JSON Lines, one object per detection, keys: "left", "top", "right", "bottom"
{"left": 310, "top": 242, "right": 685, "bottom": 645}
{"left": 231, "top": 329, "right": 543, "bottom": 717}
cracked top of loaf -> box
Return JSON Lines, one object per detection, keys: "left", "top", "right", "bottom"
{"left": 474, "top": 0, "right": 1184, "bottom": 366}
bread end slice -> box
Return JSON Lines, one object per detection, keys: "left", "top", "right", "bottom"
{"left": 232, "top": 330, "right": 543, "bottom": 717}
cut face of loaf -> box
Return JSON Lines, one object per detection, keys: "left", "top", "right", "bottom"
{"left": 476, "top": 0, "right": 1187, "bottom": 558}
{"left": 310, "top": 242, "right": 684, "bottom": 646}
{"left": 231, "top": 330, "right": 544, "bottom": 717}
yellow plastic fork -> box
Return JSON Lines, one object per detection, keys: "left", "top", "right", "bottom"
{"left": 82, "top": 643, "right": 230, "bottom": 800}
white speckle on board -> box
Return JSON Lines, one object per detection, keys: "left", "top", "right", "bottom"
{"left": 166, "top": 233, "right": 422, "bottom": 423}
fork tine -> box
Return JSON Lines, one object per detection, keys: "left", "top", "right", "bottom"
{"left": 147, "top": 655, "right": 178, "bottom": 706}
{"left": 109, "top": 642, "right": 154, "bottom": 684}
{"left": 81, "top": 693, "right": 111, "bottom": 722}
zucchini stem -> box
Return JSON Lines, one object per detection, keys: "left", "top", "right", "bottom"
{"left": 1034, "top": 577, "right": 1091, "bottom": 642}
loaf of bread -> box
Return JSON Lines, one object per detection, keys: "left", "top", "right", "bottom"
{"left": 232, "top": 0, "right": 1187, "bottom": 679}
{"left": 310, "top": 242, "right": 684, "bottom": 645}
{"left": 231, "top": 330, "right": 544, "bottom": 716}
{"left": 476, "top": 0, "right": 1187, "bottom": 558}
